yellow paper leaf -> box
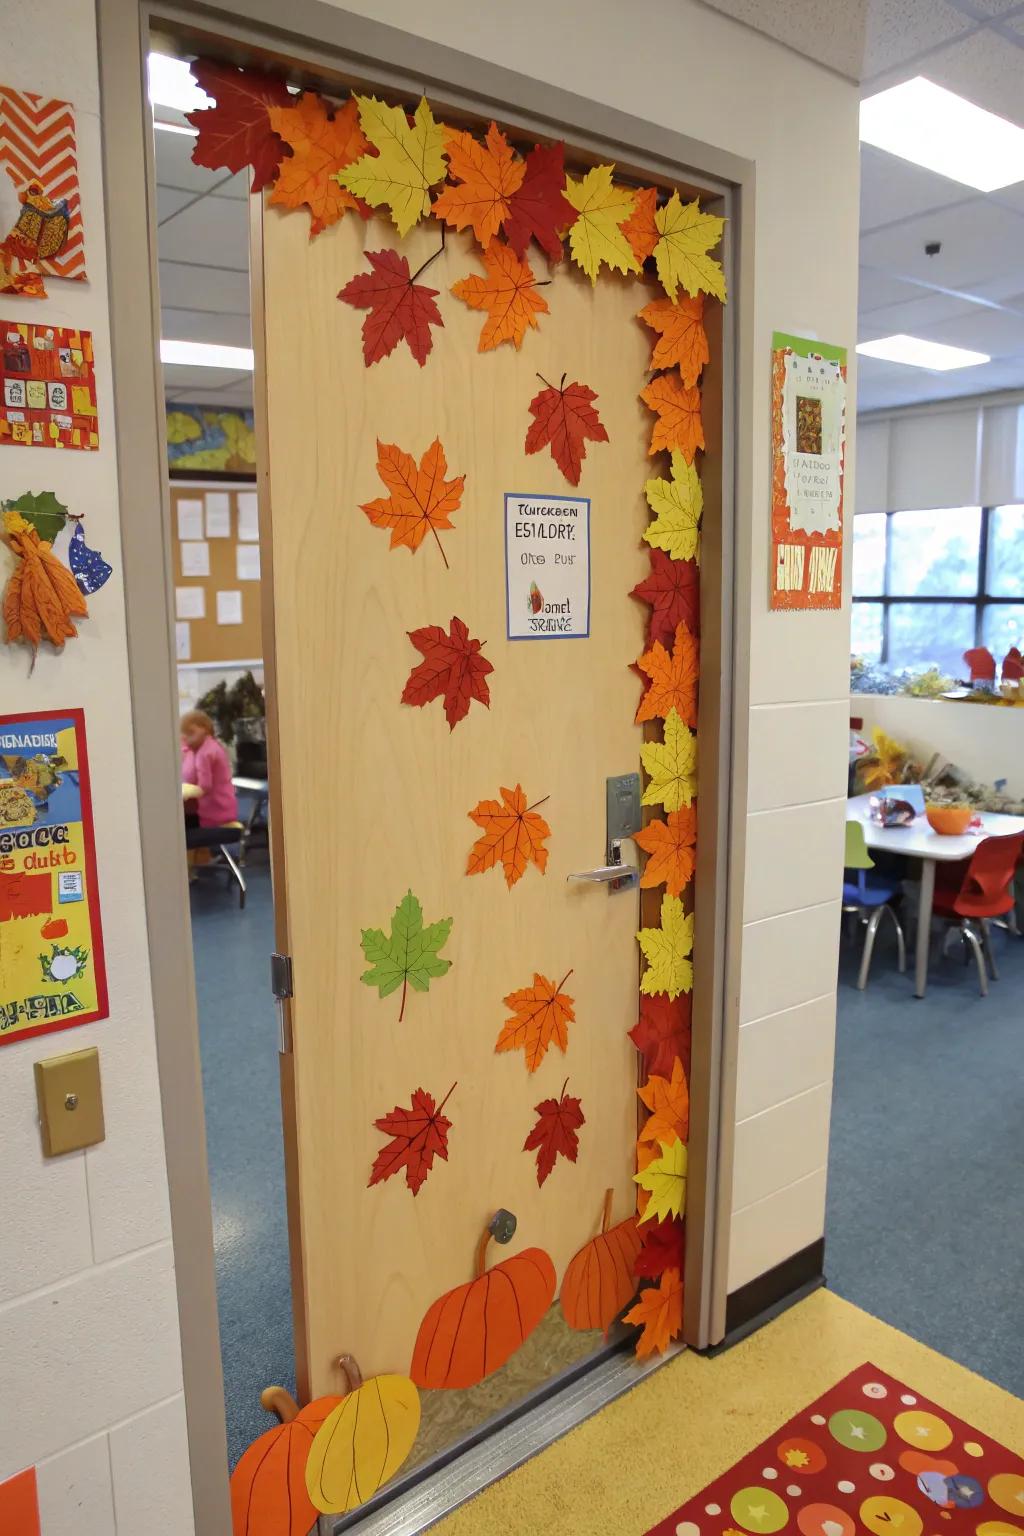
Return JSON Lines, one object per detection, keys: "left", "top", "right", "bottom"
{"left": 564, "top": 165, "right": 641, "bottom": 283}
{"left": 637, "top": 892, "right": 694, "bottom": 1000}
{"left": 338, "top": 95, "right": 447, "bottom": 236}
{"left": 633, "top": 1137, "right": 687, "bottom": 1224}
{"left": 643, "top": 451, "right": 703, "bottom": 563}
{"left": 640, "top": 709, "right": 697, "bottom": 812}
{"left": 653, "top": 191, "right": 727, "bottom": 304}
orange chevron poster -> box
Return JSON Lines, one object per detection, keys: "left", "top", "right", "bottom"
{"left": 0, "top": 86, "right": 86, "bottom": 287}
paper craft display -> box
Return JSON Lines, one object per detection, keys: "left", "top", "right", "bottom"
{"left": 622, "top": 186, "right": 659, "bottom": 265}
{"left": 1, "top": 323, "right": 97, "bottom": 448}
{"left": 367, "top": 1082, "right": 455, "bottom": 1195}
{"left": 336, "top": 95, "right": 447, "bottom": 237}
{"left": 638, "top": 1057, "right": 689, "bottom": 1148}
{"left": 524, "top": 1077, "right": 584, "bottom": 1186}
{"left": 451, "top": 243, "right": 548, "bottom": 351}
{"left": 0, "top": 1466, "right": 40, "bottom": 1536}
{"left": 641, "top": 373, "right": 704, "bottom": 460}
{"left": 166, "top": 402, "right": 256, "bottom": 472}
{"left": 770, "top": 332, "right": 847, "bottom": 611}
{"left": 638, "top": 295, "right": 710, "bottom": 387}
{"left": 186, "top": 59, "right": 292, "bottom": 192}
{"left": 640, "top": 708, "right": 698, "bottom": 811}
{"left": 175, "top": 587, "right": 205, "bottom": 620}
{"left": 339, "top": 246, "right": 444, "bottom": 367}
{"left": 504, "top": 141, "right": 575, "bottom": 263}
{"left": 634, "top": 1137, "right": 687, "bottom": 1223}
{"left": 433, "top": 122, "right": 524, "bottom": 246}
{"left": 359, "top": 888, "right": 452, "bottom": 1022}
{"left": 638, "top": 893, "right": 694, "bottom": 999}
{"left": 631, "top": 548, "right": 700, "bottom": 648}
{"left": 236, "top": 544, "right": 260, "bottom": 581}
{"left": 176, "top": 499, "right": 203, "bottom": 541}
{"left": 496, "top": 968, "right": 574, "bottom": 1071}
{"left": 216, "top": 589, "right": 243, "bottom": 625}
{"left": 410, "top": 1222, "right": 556, "bottom": 1388}
{"left": 630, "top": 993, "right": 692, "bottom": 1081}
{"left": 636, "top": 1213, "right": 685, "bottom": 1278}
{"left": 229, "top": 1385, "right": 341, "bottom": 1536}
{"left": 0, "top": 710, "right": 107, "bottom": 1045}
{"left": 3, "top": 492, "right": 112, "bottom": 599}
{"left": 563, "top": 166, "right": 640, "bottom": 282}
{"left": 1002, "top": 646, "right": 1023, "bottom": 682}
{"left": 267, "top": 93, "right": 369, "bottom": 237}
{"left": 305, "top": 1356, "right": 421, "bottom": 1515}
{"left": 644, "top": 1362, "right": 1024, "bottom": 1536}
{"left": 204, "top": 491, "right": 231, "bottom": 537}
{"left": 175, "top": 621, "right": 191, "bottom": 660}
{"left": 504, "top": 493, "right": 590, "bottom": 640}
{"left": 524, "top": 374, "right": 608, "bottom": 486}
{"left": 624, "top": 1264, "right": 683, "bottom": 1357}
{"left": 634, "top": 806, "right": 697, "bottom": 897}
{"left": 560, "top": 1189, "right": 642, "bottom": 1335}
{"left": 401, "top": 615, "right": 492, "bottom": 729}
{"left": 68, "top": 524, "right": 112, "bottom": 594}
{"left": 180, "top": 540, "right": 210, "bottom": 577}
{"left": 643, "top": 452, "right": 703, "bottom": 561}
{"left": 466, "top": 783, "right": 550, "bottom": 887}
{"left": 2, "top": 511, "right": 87, "bottom": 657}
{"left": 0, "top": 87, "right": 86, "bottom": 295}
{"left": 360, "top": 438, "right": 465, "bottom": 566}
{"left": 636, "top": 620, "right": 699, "bottom": 725}
{"left": 237, "top": 491, "right": 259, "bottom": 539}
{"left": 964, "top": 646, "right": 996, "bottom": 684}
{"left": 650, "top": 192, "right": 727, "bottom": 304}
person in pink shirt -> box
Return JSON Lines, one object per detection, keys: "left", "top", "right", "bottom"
{"left": 180, "top": 710, "right": 239, "bottom": 827}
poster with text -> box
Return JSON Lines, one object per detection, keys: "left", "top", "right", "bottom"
{"left": 0, "top": 710, "right": 107, "bottom": 1046}
{"left": 770, "top": 331, "right": 846, "bottom": 610}
{"left": 505, "top": 493, "right": 590, "bottom": 639}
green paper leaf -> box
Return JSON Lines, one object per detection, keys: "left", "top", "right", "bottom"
{"left": 360, "top": 888, "right": 452, "bottom": 1021}
{"left": 5, "top": 491, "right": 70, "bottom": 545}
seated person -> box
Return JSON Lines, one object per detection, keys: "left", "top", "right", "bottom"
{"left": 180, "top": 709, "right": 239, "bottom": 828}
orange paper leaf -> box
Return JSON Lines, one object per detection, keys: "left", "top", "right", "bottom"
{"left": 638, "top": 295, "right": 709, "bottom": 388}
{"left": 433, "top": 122, "right": 526, "bottom": 247}
{"left": 451, "top": 242, "right": 549, "bottom": 351}
{"left": 634, "top": 806, "right": 697, "bottom": 898}
{"left": 360, "top": 438, "right": 465, "bottom": 567}
{"left": 637, "top": 1057, "right": 690, "bottom": 1147}
{"left": 622, "top": 186, "right": 659, "bottom": 265}
{"left": 636, "top": 620, "right": 699, "bottom": 726}
{"left": 268, "top": 94, "right": 368, "bottom": 236}
{"left": 624, "top": 1266, "right": 683, "bottom": 1356}
{"left": 640, "top": 375, "right": 704, "bottom": 462}
{"left": 466, "top": 783, "right": 550, "bottom": 888}
{"left": 496, "top": 969, "right": 574, "bottom": 1072}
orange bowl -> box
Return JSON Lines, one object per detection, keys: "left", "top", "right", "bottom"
{"left": 926, "top": 804, "right": 972, "bottom": 835}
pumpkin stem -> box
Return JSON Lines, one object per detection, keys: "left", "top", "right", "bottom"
{"left": 337, "top": 1353, "right": 363, "bottom": 1393}
{"left": 475, "top": 1224, "right": 492, "bottom": 1279}
{"left": 260, "top": 1386, "right": 300, "bottom": 1424}
{"left": 601, "top": 1186, "right": 614, "bottom": 1234}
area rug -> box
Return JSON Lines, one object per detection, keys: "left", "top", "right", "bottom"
{"left": 646, "top": 1362, "right": 1024, "bottom": 1536}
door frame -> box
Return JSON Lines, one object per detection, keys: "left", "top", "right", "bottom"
{"left": 97, "top": 1, "right": 755, "bottom": 1527}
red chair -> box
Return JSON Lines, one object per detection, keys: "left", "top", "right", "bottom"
{"left": 932, "top": 833, "right": 1024, "bottom": 996}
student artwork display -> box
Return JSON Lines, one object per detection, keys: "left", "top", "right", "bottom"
{"left": 3, "top": 491, "right": 112, "bottom": 597}
{"left": 304, "top": 1357, "right": 421, "bottom": 1516}
{"left": 524, "top": 1077, "right": 585, "bottom": 1186}
{"left": 230, "top": 1386, "right": 340, "bottom": 1536}
{"left": 166, "top": 403, "right": 257, "bottom": 471}
{"left": 1, "top": 323, "right": 98, "bottom": 448}
{"left": 360, "top": 437, "right": 465, "bottom": 566}
{"left": 358, "top": 889, "right": 452, "bottom": 1022}
{"left": 367, "top": 1082, "right": 456, "bottom": 1195}
{"left": 496, "top": 968, "right": 575, "bottom": 1071}
{"left": 770, "top": 331, "right": 847, "bottom": 610}
{"left": 0, "top": 710, "right": 107, "bottom": 1045}
{"left": 524, "top": 374, "right": 608, "bottom": 485}
{"left": 401, "top": 615, "right": 492, "bottom": 729}
{"left": 0, "top": 86, "right": 86, "bottom": 297}
{"left": 560, "top": 1190, "right": 642, "bottom": 1336}
{"left": 2, "top": 510, "right": 88, "bottom": 660}
{"left": 338, "top": 247, "right": 445, "bottom": 366}
{"left": 465, "top": 782, "right": 550, "bottom": 887}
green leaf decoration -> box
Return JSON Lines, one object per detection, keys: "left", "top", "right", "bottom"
{"left": 5, "top": 491, "right": 70, "bottom": 545}
{"left": 360, "top": 888, "right": 453, "bottom": 1022}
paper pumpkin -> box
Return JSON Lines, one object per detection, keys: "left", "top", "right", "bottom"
{"left": 229, "top": 1386, "right": 340, "bottom": 1536}
{"left": 410, "top": 1218, "right": 556, "bottom": 1389}
{"left": 305, "top": 1354, "right": 421, "bottom": 1515}
{"left": 560, "top": 1188, "right": 642, "bottom": 1335}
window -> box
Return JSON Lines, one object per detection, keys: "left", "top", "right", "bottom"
{"left": 851, "top": 505, "right": 1024, "bottom": 675}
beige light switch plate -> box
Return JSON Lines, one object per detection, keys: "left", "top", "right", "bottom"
{"left": 34, "top": 1047, "right": 105, "bottom": 1157}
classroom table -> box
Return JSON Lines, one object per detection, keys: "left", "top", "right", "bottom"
{"left": 847, "top": 792, "right": 1024, "bottom": 998}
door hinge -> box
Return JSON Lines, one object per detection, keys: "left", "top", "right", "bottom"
{"left": 270, "top": 952, "right": 293, "bottom": 1054}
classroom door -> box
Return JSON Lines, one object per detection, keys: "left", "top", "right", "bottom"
{"left": 256, "top": 127, "right": 676, "bottom": 1462}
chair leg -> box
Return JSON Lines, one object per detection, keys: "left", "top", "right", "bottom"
{"left": 980, "top": 918, "right": 999, "bottom": 981}
{"left": 883, "top": 903, "right": 907, "bottom": 973}
{"left": 858, "top": 906, "right": 885, "bottom": 990}
{"left": 219, "top": 843, "right": 247, "bottom": 909}
{"left": 961, "top": 921, "right": 988, "bottom": 997}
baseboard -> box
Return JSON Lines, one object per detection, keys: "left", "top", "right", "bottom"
{"left": 711, "top": 1237, "right": 826, "bottom": 1353}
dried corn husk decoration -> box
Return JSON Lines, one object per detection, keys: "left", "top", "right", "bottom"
{"left": 2, "top": 510, "right": 88, "bottom": 664}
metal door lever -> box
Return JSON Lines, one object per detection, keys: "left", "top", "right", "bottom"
{"left": 567, "top": 839, "right": 638, "bottom": 891}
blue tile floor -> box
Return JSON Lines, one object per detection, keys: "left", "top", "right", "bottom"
{"left": 827, "top": 913, "right": 1024, "bottom": 1397}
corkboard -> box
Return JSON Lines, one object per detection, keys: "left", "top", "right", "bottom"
{"left": 170, "top": 480, "right": 263, "bottom": 664}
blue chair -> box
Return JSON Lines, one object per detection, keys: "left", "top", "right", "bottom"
{"left": 844, "top": 820, "right": 906, "bottom": 989}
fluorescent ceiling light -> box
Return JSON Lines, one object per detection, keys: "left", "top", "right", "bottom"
{"left": 856, "top": 334, "right": 989, "bottom": 370}
{"left": 148, "top": 53, "right": 211, "bottom": 114}
{"left": 154, "top": 120, "right": 198, "bottom": 137}
{"left": 161, "top": 340, "right": 255, "bottom": 371}
{"left": 860, "top": 77, "right": 1024, "bottom": 191}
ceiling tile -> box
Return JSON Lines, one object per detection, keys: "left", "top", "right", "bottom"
{"left": 214, "top": 171, "right": 251, "bottom": 202}
{"left": 162, "top": 361, "right": 252, "bottom": 391}
{"left": 923, "top": 306, "right": 1024, "bottom": 354}
{"left": 160, "top": 307, "right": 251, "bottom": 348}
{"left": 157, "top": 185, "right": 195, "bottom": 223}
{"left": 859, "top": 145, "right": 976, "bottom": 231}
{"left": 858, "top": 288, "right": 989, "bottom": 329}
{"left": 911, "top": 25, "right": 1024, "bottom": 127}
{"left": 863, "top": 0, "right": 974, "bottom": 79}
{"left": 858, "top": 265, "right": 930, "bottom": 310}
{"left": 990, "top": 180, "right": 1024, "bottom": 216}
{"left": 158, "top": 260, "right": 250, "bottom": 314}
{"left": 956, "top": 0, "right": 1024, "bottom": 15}
{"left": 158, "top": 194, "right": 249, "bottom": 268}
{"left": 700, "top": 0, "right": 869, "bottom": 78}
{"left": 859, "top": 197, "right": 1024, "bottom": 288}
{"left": 154, "top": 129, "right": 218, "bottom": 195}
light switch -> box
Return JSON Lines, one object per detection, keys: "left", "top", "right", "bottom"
{"left": 34, "top": 1047, "right": 105, "bottom": 1157}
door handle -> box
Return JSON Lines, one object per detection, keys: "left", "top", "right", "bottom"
{"left": 567, "top": 839, "right": 638, "bottom": 891}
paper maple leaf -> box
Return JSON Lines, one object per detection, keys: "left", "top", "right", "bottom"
{"left": 634, "top": 806, "right": 697, "bottom": 899}
{"left": 267, "top": 93, "right": 368, "bottom": 235}
{"left": 187, "top": 59, "right": 292, "bottom": 191}
{"left": 433, "top": 122, "right": 526, "bottom": 247}
{"left": 640, "top": 708, "right": 697, "bottom": 812}
{"left": 630, "top": 549, "right": 700, "bottom": 649}
{"left": 638, "top": 1057, "right": 690, "bottom": 1148}
{"left": 638, "top": 295, "right": 710, "bottom": 388}
{"left": 638, "top": 893, "right": 694, "bottom": 1000}
{"left": 338, "top": 95, "right": 447, "bottom": 237}
{"left": 643, "top": 453, "right": 703, "bottom": 563}
{"left": 622, "top": 186, "right": 659, "bottom": 265}
{"left": 339, "top": 248, "right": 444, "bottom": 367}
{"left": 496, "top": 969, "right": 574, "bottom": 1072}
{"left": 502, "top": 142, "right": 575, "bottom": 265}
{"left": 402, "top": 616, "right": 493, "bottom": 731}
{"left": 466, "top": 784, "right": 550, "bottom": 888}
{"left": 525, "top": 375, "right": 609, "bottom": 487}
{"left": 360, "top": 889, "right": 452, "bottom": 1022}
{"left": 630, "top": 994, "right": 691, "bottom": 1081}
{"left": 524, "top": 1078, "right": 585, "bottom": 1187}
{"left": 563, "top": 165, "right": 640, "bottom": 283}
{"left": 360, "top": 438, "right": 465, "bottom": 566}
{"left": 368, "top": 1082, "right": 456, "bottom": 1195}
{"left": 635, "top": 1216, "right": 685, "bottom": 1279}
{"left": 634, "top": 1138, "right": 687, "bottom": 1224}
{"left": 653, "top": 191, "right": 726, "bottom": 304}
{"left": 624, "top": 1266, "right": 683, "bottom": 1355}
{"left": 635, "top": 620, "right": 699, "bottom": 727}
{"left": 451, "top": 242, "right": 549, "bottom": 352}
{"left": 641, "top": 374, "right": 704, "bottom": 461}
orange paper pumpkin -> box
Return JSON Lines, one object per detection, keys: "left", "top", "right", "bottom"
{"left": 230, "top": 1386, "right": 340, "bottom": 1536}
{"left": 560, "top": 1188, "right": 642, "bottom": 1335}
{"left": 410, "top": 1219, "right": 556, "bottom": 1389}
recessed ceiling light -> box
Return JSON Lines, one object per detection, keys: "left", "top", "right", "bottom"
{"left": 860, "top": 77, "right": 1024, "bottom": 192}
{"left": 148, "top": 53, "right": 211, "bottom": 115}
{"left": 154, "top": 120, "right": 198, "bottom": 137}
{"left": 856, "top": 334, "right": 989, "bottom": 370}
{"left": 161, "top": 340, "right": 255, "bottom": 371}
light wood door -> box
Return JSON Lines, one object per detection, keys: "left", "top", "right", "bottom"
{"left": 257, "top": 190, "right": 658, "bottom": 1406}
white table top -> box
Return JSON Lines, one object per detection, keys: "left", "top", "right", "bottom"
{"left": 847, "top": 792, "right": 1024, "bottom": 862}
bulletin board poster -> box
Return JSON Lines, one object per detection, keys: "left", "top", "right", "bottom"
{"left": 0, "top": 709, "right": 108, "bottom": 1047}
{"left": 504, "top": 492, "right": 591, "bottom": 639}
{"left": 1, "top": 322, "right": 98, "bottom": 449}
{"left": 769, "top": 331, "right": 847, "bottom": 610}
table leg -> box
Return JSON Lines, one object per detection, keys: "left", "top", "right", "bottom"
{"left": 915, "top": 858, "right": 935, "bottom": 999}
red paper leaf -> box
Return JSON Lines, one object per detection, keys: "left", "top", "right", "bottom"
{"left": 339, "top": 248, "right": 444, "bottom": 366}
{"left": 368, "top": 1082, "right": 455, "bottom": 1195}
{"left": 524, "top": 375, "right": 609, "bottom": 486}
{"left": 186, "top": 60, "right": 292, "bottom": 192}
{"left": 503, "top": 142, "right": 575, "bottom": 265}
{"left": 630, "top": 549, "right": 700, "bottom": 648}
{"left": 629, "top": 993, "right": 692, "bottom": 1081}
{"left": 402, "top": 615, "right": 494, "bottom": 730}
{"left": 634, "top": 1217, "right": 685, "bottom": 1280}
{"left": 524, "top": 1078, "right": 585, "bottom": 1187}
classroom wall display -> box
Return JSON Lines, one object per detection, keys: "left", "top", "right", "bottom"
{"left": 170, "top": 483, "right": 263, "bottom": 664}
{"left": 0, "top": 709, "right": 108, "bottom": 1046}
{"left": 770, "top": 331, "right": 847, "bottom": 611}
{"left": 1, "top": 322, "right": 98, "bottom": 448}
{"left": 0, "top": 86, "right": 86, "bottom": 297}
{"left": 166, "top": 402, "right": 257, "bottom": 472}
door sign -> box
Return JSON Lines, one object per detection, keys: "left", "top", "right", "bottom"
{"left": 504, "top": 493, "right": 590, "bottom": 640}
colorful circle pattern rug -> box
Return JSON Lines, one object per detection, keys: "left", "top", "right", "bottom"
{"left": 645, "top": 1364, "right": 1024, "bottom": 1536}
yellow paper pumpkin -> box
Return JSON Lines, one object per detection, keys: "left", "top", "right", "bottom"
{"left": 304, "top": 1354, "right": 421, "bottom": 1515}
